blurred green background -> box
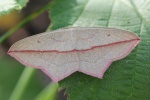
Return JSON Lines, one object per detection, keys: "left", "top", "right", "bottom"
{"left": 0, "top": 0, "right": 65, "bottom": 100}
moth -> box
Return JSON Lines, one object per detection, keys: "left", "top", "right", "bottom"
{"left": 8, "top": 27, "right": 141, "bottom": 82}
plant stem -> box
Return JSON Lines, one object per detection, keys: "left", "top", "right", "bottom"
{"left": 9, "top": 67, "right": 36, "bottom": 100}
{"left": 0, "top": 2, "right": 51, "bottom": 43}
{"left": 35, "top": 82, "right": 58, "bottom": 100}
{"left": 3, "top": 3, "right": 52, "bottom": 100}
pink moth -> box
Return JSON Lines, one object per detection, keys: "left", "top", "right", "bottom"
{"left": 8, "top": 27, "right": 140, "bottom": 82}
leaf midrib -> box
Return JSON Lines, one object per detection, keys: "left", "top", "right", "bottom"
{"left": 120, "top": 0, "right": 150, "bottom": 33}
{"left": 72, "top": 0, "right": 89, "bottom": 26}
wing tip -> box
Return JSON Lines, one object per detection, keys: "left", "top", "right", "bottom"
{"left": 8, "top": 51, "right": 42, "bottom": 69}
{"left": 42, "top": 68, "right": 59, "bottom": 83}
{"left": 109, "top": 39, "right": 140, "bottom": 61}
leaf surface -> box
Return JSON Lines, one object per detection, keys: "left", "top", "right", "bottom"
{"left": 49, "top": 0, "right": 150, "bottom": 100}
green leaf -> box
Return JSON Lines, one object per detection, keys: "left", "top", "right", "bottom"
{"left": 0, "top": 0, "right": 29, "bottom": 17}
{"left": 0, "top": 56, "right": 44, "bottom": 100}
{"left": 48, "top": 0, "right": 150, "bottom": 100}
